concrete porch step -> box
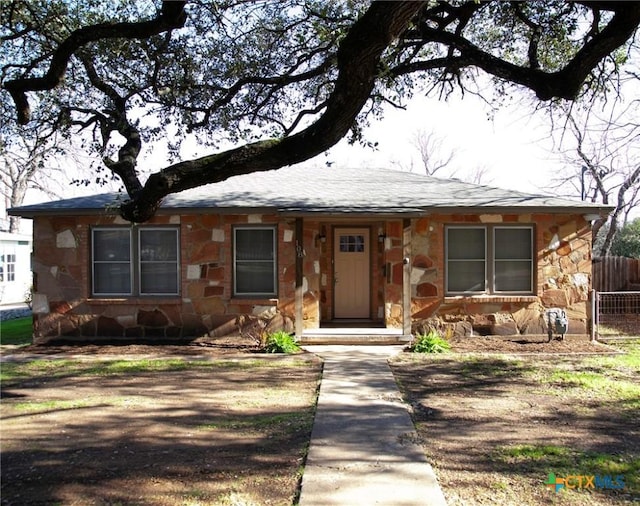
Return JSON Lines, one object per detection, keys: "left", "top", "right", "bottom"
{"left": 299, "top": 329, "right": 412, "bottom": 345}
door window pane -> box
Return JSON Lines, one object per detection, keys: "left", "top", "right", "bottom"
{"left": 339, "top": 235, "right": 365, "bottom": 252}
{"left": 6, "top": 254, "right": 15, "bottom": 282}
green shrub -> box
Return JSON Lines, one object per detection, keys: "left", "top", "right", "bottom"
{"left": 410, "top": 330, "right": 451, "bottom": 353}
{"left": 263, "top": 331, "right": 300, "bottom": 354}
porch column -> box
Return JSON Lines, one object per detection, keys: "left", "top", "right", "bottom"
{"left": 402, "top": 218, "right": 412, "bottom": 336}
{"left": 295, "top": 217, "right": 304, "bottom": 338}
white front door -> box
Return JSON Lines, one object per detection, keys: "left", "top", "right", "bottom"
{"left": 333, "top": 228, "right": 370, "bottom": 318}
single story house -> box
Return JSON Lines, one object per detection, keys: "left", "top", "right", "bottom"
{"left": 0, "top": 231, "right": 32, "bottom": 306}
{"left": 9, "top": 166, "right": 613, "bottom": 344}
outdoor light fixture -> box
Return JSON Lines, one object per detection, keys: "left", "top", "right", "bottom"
{"left": 316, "top": 233, "right": 326, "bottom": 244}
{"left": 548, "top": 233, "right": 560, "bottom": 251}
{"left": 378, "top": 233, "right": 387, "bottom": 243}
{"left": 583, "top": 213, "right": 601, "bottom": 222}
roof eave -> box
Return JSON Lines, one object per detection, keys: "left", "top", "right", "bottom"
{"left": 8, "top": 203, "right": 616, "bottom": 219}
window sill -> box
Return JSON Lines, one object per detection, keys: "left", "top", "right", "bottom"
{"left": 444, "top": 295, "right": 538, "bottom": 304}
{"left": 87, "top": 297, "right": 182, "bottom": 305}
{"left": 230, "top": 298, "right": 278, "bottom": 305}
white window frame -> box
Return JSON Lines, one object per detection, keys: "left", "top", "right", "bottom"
{"left": 6, "top": 253, "right": 16, "bottom": 282}
{"left": 445, "top": 225, "right": 534, "bottom": 295}
{"left": 0, "top": 252, "right": 17, "bottom": 283}
{"left": 92, "top": 227, "right": 180, "bottom": 297}
{"left": 233, "top": 226, "right": 277, "bottom": 298}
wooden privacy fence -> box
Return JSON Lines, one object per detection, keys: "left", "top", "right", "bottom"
{"left": 592, "top": 256, "right": 640, "bottom": 292}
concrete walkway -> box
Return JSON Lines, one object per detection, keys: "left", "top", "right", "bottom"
{"left": 299, "top": 346, "right": 447, "bottom": 506}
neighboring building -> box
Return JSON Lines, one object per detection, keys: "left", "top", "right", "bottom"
{"left": 0, "top": 231, "right": 32, "bottom": 306}
{"left": 9, "top": 166, "right": 612, "bottom": 344}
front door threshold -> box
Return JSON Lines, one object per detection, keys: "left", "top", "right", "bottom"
{"left": 299, "top": 328, "right": 412, "bottom": 345}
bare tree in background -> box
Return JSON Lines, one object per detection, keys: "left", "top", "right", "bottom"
{"left": 0, "top": 126, "right": 62, "bottom": 233}
{"left": 411, "top": 129, "right": 457, "bottom": 177}
{"left": 551, "top": 101, "right": 640, "bottom": 256}
{"left": 393, "top": 127, "right": 493, "bottom": 184}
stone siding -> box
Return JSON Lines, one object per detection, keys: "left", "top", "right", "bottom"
{"left": 30, "top": 211, "right": 594, "bottom": 342}
{"left": 407, "top": 213, "right": 593, "bottom": 337}
{"left": 31, "top": 213, "right": 321, "bottom": 343}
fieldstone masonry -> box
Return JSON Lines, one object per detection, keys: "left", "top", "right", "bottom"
{"left": 29, "top": 211, "right": 593, "bottom": 343}
{"left": 406, "top": 213, "right": 592, "bottom": 337}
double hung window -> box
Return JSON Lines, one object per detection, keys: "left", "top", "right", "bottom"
{"left": 92, "top": 227, "right": 179, "bottom": 296}
{"left": 446, "top": 226, "right": 533, "bottom": 295}
{"left": 233, "top": 227, "right": 277, "bottom": 297}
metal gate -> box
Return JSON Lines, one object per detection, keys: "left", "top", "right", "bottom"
{"left": 592, "top": 291, "right": 640, "bottom": 340}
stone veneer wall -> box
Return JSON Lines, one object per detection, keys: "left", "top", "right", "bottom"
{"left": 30, "top": 211, "right": 593, "bottom": 342}
{"left": 30, "top": 213, "right": 324, "bottom": 343}
{"left": 403, "top": 213, "right": 593, "bottom": 337}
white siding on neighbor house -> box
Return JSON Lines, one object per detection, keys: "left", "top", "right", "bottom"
{"left": 0, "top": 232, "right": 32, "bottom": 305}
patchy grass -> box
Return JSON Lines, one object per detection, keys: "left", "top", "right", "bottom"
{"left": 597, "top": 324, "right": 640, "bottom": 339}
{"left": 0, "top": 316, "right": 32, "bottom": 345}
{"left": 531, "top": 342, "right": 640, "bottom": 411}
{"left": 391, "top": 340, "right": 640, "bottom": 505}
{"left": 197, "top": 411, "right": 314, "bottom": 433}
{"left": 1, "top": 356, "right": 315, "bottom": 384}
{"left": 1, "top": 353, "right": 322, "bottom": 506}
{"left": 592, "top": 339, "right": 640, "bottom": 370}
{"left": 11, "top": 395, "right": 154, "bottom": 413}
{"left": 459, "top": 355, "right": 531, "bottom": 378}
{"left": 496, "top": 444, "right": 639, "bottom": 496}
{"left": 1, "top": 358, "right": 192, "bottom": 383}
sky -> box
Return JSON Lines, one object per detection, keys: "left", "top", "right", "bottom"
{"left": 307, "top": 93, "right": 563, "bottom": 196}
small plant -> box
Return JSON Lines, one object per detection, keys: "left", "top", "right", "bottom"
{"left": 263, "top": 331, "right": 300, "bottom": 354}
{"left": 24, "top": 286, "right": 33, "bottom": 309}
{"left": 410, "top": 330, "right": 451, "bottom": 353}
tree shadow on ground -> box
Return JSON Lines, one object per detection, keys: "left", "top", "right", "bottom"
{"left": 390, "top": 354, "right": 639, "bottom": 505}
{"left": 1, "top": 357, "right": 322, "bottom": 506}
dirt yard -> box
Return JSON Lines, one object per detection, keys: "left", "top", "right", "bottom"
{"left": 391, "top": 337, "right": 640, "bottom": 506}
{"left": 1, "top": 336, "right": 638, "bottom": 505}
{"left": 1, "top": 345, "right": 322, "bottom": 506}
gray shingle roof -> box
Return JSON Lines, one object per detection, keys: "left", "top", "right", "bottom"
{"left": 9, "top": 166, "right": 614, "bottom": 217}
